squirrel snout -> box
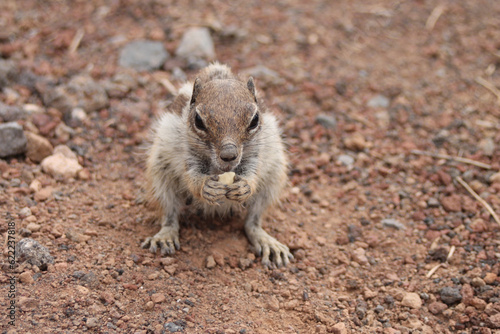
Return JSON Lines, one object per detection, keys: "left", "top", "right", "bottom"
{"left": 219, "top": 144, "right": 238, "bottom": 162}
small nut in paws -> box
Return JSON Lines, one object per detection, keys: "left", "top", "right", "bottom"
{"left": 218, "top": 172, "right": 235, "bottom": 185}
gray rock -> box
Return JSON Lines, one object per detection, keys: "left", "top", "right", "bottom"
{"left": 337, "top": 154, "right": 354, "bottom": 167}
{"left": 16, "top": 238, "right": 54, "bottom": 270}
{"left": 440, "top": 286, "right": 462, "bottom": 305}
{"left": 42, "top": 75, "right": 109, "bottom": 116}
{"left": 0, "top": 59, "right": 18, "bottom": 88}
{"left": 316, "top": 114, "right": 337, "bottom": 129}
{"left": 0, "top": 101, "right": 25, "bottom": 122}
{"left": 119, "top": 40, "right": 169, "bottom": 71}
{"left": 176, "top": 27, "right": 215, "bottom": 60}
{"left": 241, "top": 65, "right": 283, "bottom": 86}
{"left": 0, "top": 122, "right": 27, "bottom": 157}
{"left": 381, "top": 218, "right": 406, "bottom": 230}
{"left": 367, "top": 94, "right": 390, "bottom": 108}
{"left": 164, "top": 322, "right": 184, "bottom": 333}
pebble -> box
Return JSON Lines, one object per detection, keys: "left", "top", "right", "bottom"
{"left": 151, "top": 293, "right": 166, "bottom": 304}
{"left": 426, "top": 197, "right": 440, "bottom": 208}
{"left": 25, "top": 131, "right": 53, "bottom": 162}
{"left": 41, "top": 145, "right": 82, "bottom": 179}
{"left": 490, "top": 172, "right": 500, "bottom": 184}
{"left": 351, "top": 247, "right": 369, "bottom": 265}
{"left": 0, "top": 122, "right": 27, "bottom": 157}
{"left": 66, "top": 229, "right": 91, "bottom": 243}
{"left": 381, "top": 218, "right": 406, "bottom": 230}
{"left": 42, "top": 75, "right": 109, "bottom": 115}
{"left": 164, "top": 322, "right": 184, "bottom": 333}
{"left": 484, "top": 272, "right": 497, "bottom": 284}
{"left": 367, "top": 94, "right": 390, "bottom": 108}
{"left": 401, "top": 292, "right": 422, "bottom": 309}
{"left": 331, "top": 322, "right": 347, "bottom": 334}
{"left": 266, "top": 295, "right": 280, "bottom": 311}
{"left": 119, "top": 40, "right": 169, "bottom": 71}
{"left": 241, "top": 65, "right": 283, "bottom": 86}
{"left": 26, "top": 222, "right": 41, "bottom": 232}
{"left": 471, "top": 277, "right": 486, "bottom": 288}
{"left": 34, "top": 186, "right": 54, "bottom": 202}
{"left": 428, "top": 301, "right": 447, "bottom": 315}
{"left": 176, "top": 27, "right": 215, "bottom": 60}
{"left": 86, "top": 317, "right": 99, "bottom": 328}
{"left": 440, "top": 195, "right": 462, "bottom": 212}
{"left": 315, "top": 114, "right": 337, "bottom": 129}
{"left": 440, "top": 286, "right": 462, "bottom": 305}
{"left": 489, "top": 313, "right": 500, "bottom": 328}
{"left": 479, "top": 138, "right": 495, "bottom": 156}
{"left": 16, "top": 238, "right": 54, "bottom": 270}
{"left": 19, "top": 271, "right": 35, "bottom": 284}
{"left": 206, "top": 255, "right": 216, "bottom": 269}
{"left": 343, "top": 133, "right": 368, "bottom": 151}
{"left": 0, "top": 101, "right": 25, "bottom": 122}
{"left": 18, "top": 297, "right": 38, "bottom": 310}
{"left": 337, "top": 154, "right": 354, "bottom": 167}
{"left": 19, "top": 207, "right": 32, "bottom": 218}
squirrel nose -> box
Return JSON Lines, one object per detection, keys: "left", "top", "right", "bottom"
{"left": 220, "top": 144, "right": 238, "bottom": 162}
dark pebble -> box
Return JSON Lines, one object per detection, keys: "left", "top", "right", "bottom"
{"left": 440, "top": 286, "right": 462, "bottom": 305}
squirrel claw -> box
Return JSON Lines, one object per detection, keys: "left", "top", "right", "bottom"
{"left": 141, "top": 228, "right": 180, "bottom": 255}
{"left": 247, "top": 227, "right": 292, "bottom": 267}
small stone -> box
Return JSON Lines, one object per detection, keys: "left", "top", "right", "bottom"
{"left": 238, "top": 257, "right": 253, "bottom": 270}
{"left": 206, "top": 255, "right": 216, "bottom": 269}
{"left": 331, "top": 322, "right": 347, "bottom": 334}
{"left": 0, "top": 101, "right": 25, "bottom": 122}
{"left": 241, "top": 65, "right": 283, "bottom": 86}
{"left": 381, "top": 218, "right": 406, "bottom": 230}
{"left": 119, "top": 40, "right": 169, "bottom": 71}
{"left": 471, "top": 277, "right": 486, "bottom": 288}
{"left": 29, "top": 179, "right": 42, "bottom": 193}
{"left": 440, "top": 286, "right": 462, "bottom": 305}
{"left": 55, "top": 262, "right": 68, "bottom": 271}
{"left": 441, "top": 195, "right": 462, "bottom": 212}
{"left": 19, "top": 271, "right": 35, "bottom": 284}
{"left": 266, "top": 295, "right": 280, "bottom": 311}
{"left": 470, "top": 297, "right": 487, "bottom": 310}
{"left": 66, "top": 229, "right": 91, "bottom": 243}
{"left": 145, "top": 301, "right": 154, "bottom": 310}
{"left": 16, "top": 238, "right": 54, "bottom": 270}
{"left": 484, "top": 272, "right": 497, "bottom": 284}
{"left": 34, "top": 186, "right": 53, "bottom": 202}
{"left": 151, "top": 293, "right": 166, "bottom": 304}
{"left": 401, "top": 292, "right": 422, "bottom": 309}
{"left": 86, "top": 317, "right": 99, "bottom": 328}
{"left": 427, "top": 197, "right": 440, "bottom": 208}
{"left": 489, "top": 313, "right": 500, "bottom": 329}
{"left": 164, "top": 322, "right": 184, "bottom": 333}
{"left": 316, "top": 114, "right": 337, "bottom": 129}
{"left": 41, "top": 145, "right": 82, "bottom": 179}
{"left": 344, "top": 133, "right": 368, "bottom": 151}
{"left": 19, "top": 207, "right": 32, "bottom": 218}
{"left": 316, "top": 152, "right": 330, "bottom": 167}
{"left": 479, "top": 138, "right": 495, "bottom": 156}
{"left": 18, "top": 297, "right": 38, "bottom": 310}
{"left": 337, "top": 154, "right": 354, "bottom": 167}
{"left": 25, "top": 132, "right": 53, "bottom": 162}
{"left": 428, "top": 301, "right": 447, "bottom": 314}
{"left": 0, "top": 122, "right": 27, "bottom": 157}
{"left": 176, "top": 27, "right": 215, "bottom": 60}
{"left": 352, "top": 247, "right": 369, "bottom": 265}
{"left": 367, "top": 94, "right": 390, "bottom": 108}
{"left": 26, "top": 222, "right": 41, "bottom": 232}
{"left": 490, "top": 172, "right": 500, "bottom": 184}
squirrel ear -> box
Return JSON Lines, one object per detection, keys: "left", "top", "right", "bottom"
{"left": 191, "top": 78, "right": 202, "bottom": 105}
{"left": 247, "top": 77, "right": 257, "bottom": 102}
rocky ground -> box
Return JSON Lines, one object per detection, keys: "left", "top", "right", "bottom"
{"left": 1, "top": 0, "right": 500, "bottom": 333}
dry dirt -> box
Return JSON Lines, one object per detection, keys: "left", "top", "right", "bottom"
{"left": 1, "top": 0, "right": 500, "bottom": 333}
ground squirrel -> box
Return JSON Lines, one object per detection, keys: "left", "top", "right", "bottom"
{"left": 142, "top": 63, "right": 292, "bottom": 267}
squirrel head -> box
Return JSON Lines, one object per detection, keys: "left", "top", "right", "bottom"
{"left": 188, "top": 77, "right": 260, "bottom": 173}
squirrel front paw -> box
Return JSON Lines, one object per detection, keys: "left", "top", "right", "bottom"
{"left": 225, "top": 175, "right": 252, "bottom": 203}
{"left": 202, "top": 176, "right": 227, "bottom": 205}
{"left": 141, "top": 226, "right": 180, "bottom": 256}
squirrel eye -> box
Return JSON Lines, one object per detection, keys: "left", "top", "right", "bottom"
{"left": 248, "top": 113, "right": 259, "bottom": 131}
{"left": 194, "top": 113, "right": 207, "bottom": 131}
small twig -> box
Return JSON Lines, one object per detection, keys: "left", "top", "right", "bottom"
{"left": 475, "top": 76, "right": 500, "bottom": 103}
{"left": 426, "top": 246, "right": 455, "bottom": 278}
{"left": 456, "top": 176, "right": 500, "bottom": 227}
{"left": 426, "top": 5, "right": 445, "bottom": 31}
{"left": 159, "top": 78, "right": 178, "bottom": 95}
{"left": 68, "top": 28, "right": 85, "bottom": 54}
{"left": 411, "top": 150, "right": 492, "bottom": 170}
